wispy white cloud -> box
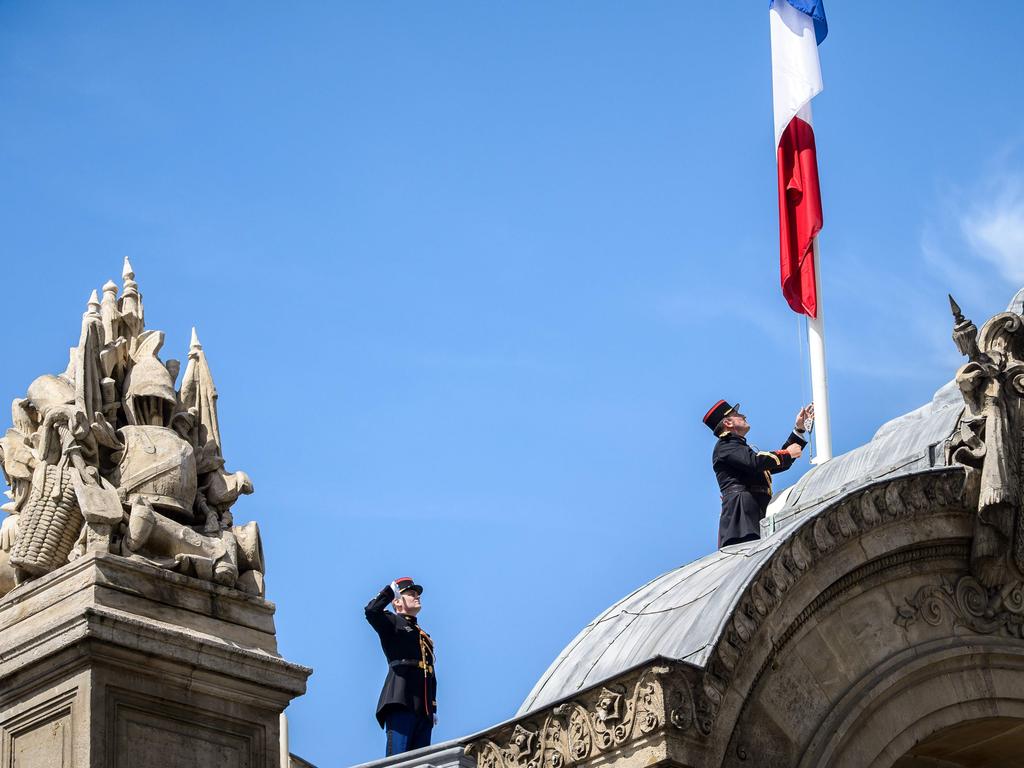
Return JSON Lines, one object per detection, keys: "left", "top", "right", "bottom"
{"left": 961, "top": 178, "right": 1024, "bottom": 284}
{"left": 920, "top": 227, "right": 992, "bottom": 307}
{"left": 913, "top": 152, "right": 1024, "bottom": 320}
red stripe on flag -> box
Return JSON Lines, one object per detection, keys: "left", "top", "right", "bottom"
{"left": 777, "top": 116, "right": 822, "bottom": 318}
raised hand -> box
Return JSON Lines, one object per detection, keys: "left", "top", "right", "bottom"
{"left": 795, "top": 403, "right": 815, "bottom": 432}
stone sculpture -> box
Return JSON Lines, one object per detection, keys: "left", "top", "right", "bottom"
{"left": 0, "top": 259, "right": 263, "bottom": 597}
{"left": 947, "top": 294, "right": 1024, "bottom": 588}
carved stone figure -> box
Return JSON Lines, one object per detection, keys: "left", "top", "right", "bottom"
{"left": 947, "top": 295, "right": 1024, "bottom": 588}
{"left": 0, "top": 259, "right": 262, "bottom": 597}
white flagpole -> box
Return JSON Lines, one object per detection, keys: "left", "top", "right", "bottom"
{"left": 806, "top": 236, "right": 832, "bottom": 463}
{"left": 280, "top": 712, "right": 289, "bottom": 768}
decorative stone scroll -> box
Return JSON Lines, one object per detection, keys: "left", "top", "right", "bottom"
{"left": 466, "top": 663, "right": 699, "bottom": 768}
{"left": 896, "top": 573, "right": 1024, "bottom": 638}
{"left": 0, "top": 260, "right": 263, "bottom": 598}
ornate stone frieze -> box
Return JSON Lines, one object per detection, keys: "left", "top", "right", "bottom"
{"left": 466, "top": 663, "right": 699, "bottom": 768}
{"left": 695, "top": 467, "right": 974, "bottom": 736}
{"left": 896, "top": 573, "right": 1024, "bottom": 637}
{"left": 0, "top": 261, "right": 263, "bottom": 598}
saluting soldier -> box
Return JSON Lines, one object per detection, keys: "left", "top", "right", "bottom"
{"left": 364, "top": 577, "right": 437, "bottom": 756}
{"left": 703, "top": 400, "right": 813, "bottom": 547}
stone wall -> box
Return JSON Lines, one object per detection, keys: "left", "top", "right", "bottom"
{"left": 0, "top": 552, "right": 310, "bottom": 767}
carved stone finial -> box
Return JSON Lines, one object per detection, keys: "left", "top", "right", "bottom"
{"left": 190, "top": 326, "right": 202, "bottom": 353}
{"left": 118, "top": 258, "right": 144, "bottom": 340}
{"left": 86, "top": 290, "right": 100, "bottom": 316}
{"left": 948, "top": 294, "right": 980, "bottom": 360}
{"left": 949, "top": 294, "right": 964, "bottom": 323}
{"left": 100, "top": 280, "right": 120, "bottom": 344}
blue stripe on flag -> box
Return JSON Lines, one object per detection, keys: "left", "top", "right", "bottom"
{"left": 775, "top": 0, "right": 828, "bottom": 45}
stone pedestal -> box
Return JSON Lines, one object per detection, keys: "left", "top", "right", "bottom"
{"left": 0, "top": 552, "right": 311, "bottom": 768}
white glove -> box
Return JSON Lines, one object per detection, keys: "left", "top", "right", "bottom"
{"left": 390, "top": 581, "right": 402, "bottom": 600}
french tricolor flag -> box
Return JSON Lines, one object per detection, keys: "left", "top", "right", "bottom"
{"left": 770, "top": 0, "right": 827, "bottom": 318}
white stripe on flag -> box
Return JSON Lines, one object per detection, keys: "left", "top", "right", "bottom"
{"left": 770, "top": 0, "right": 824, "bottom": 147}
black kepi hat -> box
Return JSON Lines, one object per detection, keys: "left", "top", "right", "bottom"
{"left": 702, "top": 399, "right": 740, "bottom": 433}
{"left": 394, "top": 576, "right": 423, "bottom": 595}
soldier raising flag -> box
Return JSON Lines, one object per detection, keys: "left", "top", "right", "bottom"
{"left": 704, "top": 400, "right": 812, "bottom": 547}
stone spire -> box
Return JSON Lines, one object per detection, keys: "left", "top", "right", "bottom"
{"left": 949, "top": 294, "right": 980, "bottom": 361}
{"left": 118, "top": 257, "right": 144, "bottom": 341}
{"left": 180, "top": 326, "right": 221, "bottom": 456}
{"left": 86, "top": 289, "right": 100, "bottom": 318}
{"left": 76, "top": 291, "right": 104, "bottom": 419}
{"left": 101, "top": 279, "right": 120, "bottom": 344}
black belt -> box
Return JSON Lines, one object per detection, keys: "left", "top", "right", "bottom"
{"left": 722, "top": 487, "right": 770, "bottom": 498}
{"left": 389, "top": 659, "right": 434, "bottom": 674}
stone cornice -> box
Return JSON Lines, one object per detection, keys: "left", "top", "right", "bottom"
{"left": 0, "top": 551, "right": 311, "bottom": 702}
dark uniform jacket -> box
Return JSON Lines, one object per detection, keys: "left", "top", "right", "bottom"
{"left": 364, "top": 585, "right": 437, "bottom": 728}
{"left": 713, "top": 431, "right": 807, "bottom": 547}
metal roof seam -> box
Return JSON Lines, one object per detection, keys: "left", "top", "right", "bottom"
{"left": 570, "top": 561, "right": 724, "bottom": 693}
{"left": 560, "top": 584, "right": 723, "bottom": 632}
{"left": 612, "top": 585, "right": 718, "bottom": 619}
{"left": 680, "top": 642, "right": 712, "bottom": 662}
{"left": 519, "top": 553, "right": 740, "bottom": 710}
{"left": 518, "top": 564, "right": 691, "bottom": 710}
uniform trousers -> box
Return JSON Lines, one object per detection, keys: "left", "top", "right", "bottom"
{"left": 385, "top": 708, "right": 433, "bottom": 756}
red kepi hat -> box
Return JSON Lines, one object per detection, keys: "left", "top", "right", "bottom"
{"left": 702, "top": 399, "right": 740, "bottom": 433}
{"left": 394, "top": 576, "right": 424, "bottom": 595}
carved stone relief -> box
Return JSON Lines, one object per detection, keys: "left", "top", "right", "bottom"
{"left": 946, "top": 296, "right": 1024, "bottom": 588}
{"left": 466, "top": 665, "right": 698, "bottom": 768}
{"left": 896, "top": 573, "right": 1024, "bottom": 637}
{"left": 0, "top": 260, "right": 263, "bottom": 597}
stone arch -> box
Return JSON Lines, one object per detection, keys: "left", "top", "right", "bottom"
{"left": 695, "top": 465, "right": 1024, "bottom": 767}
{"left": 800, "top": 639, "right": 1024, "bottom": 767}
{"left": 891, "top": 715, "right": 1024, "bottom": 767}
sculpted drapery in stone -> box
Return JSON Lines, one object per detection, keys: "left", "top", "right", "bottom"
{"left": 947, "top": 296, "right": 1024, "bottom": 589}
{"left": 0, "top": 260, "right": 263, "bottom": 597}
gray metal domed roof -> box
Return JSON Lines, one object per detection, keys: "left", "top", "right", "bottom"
{"left": 517, "top": 377, "right": 966, "bottom": 716}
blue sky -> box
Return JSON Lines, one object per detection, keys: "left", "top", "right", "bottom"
{"left": 2, "top": 2, "right": 1023, "bottom": 766}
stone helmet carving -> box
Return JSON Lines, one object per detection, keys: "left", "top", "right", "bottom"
{"left": 26, "top": 374, "right": 75, "bottom": 417}
{"left": 123, "top": 331, "right": 178, "bottom": 427}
